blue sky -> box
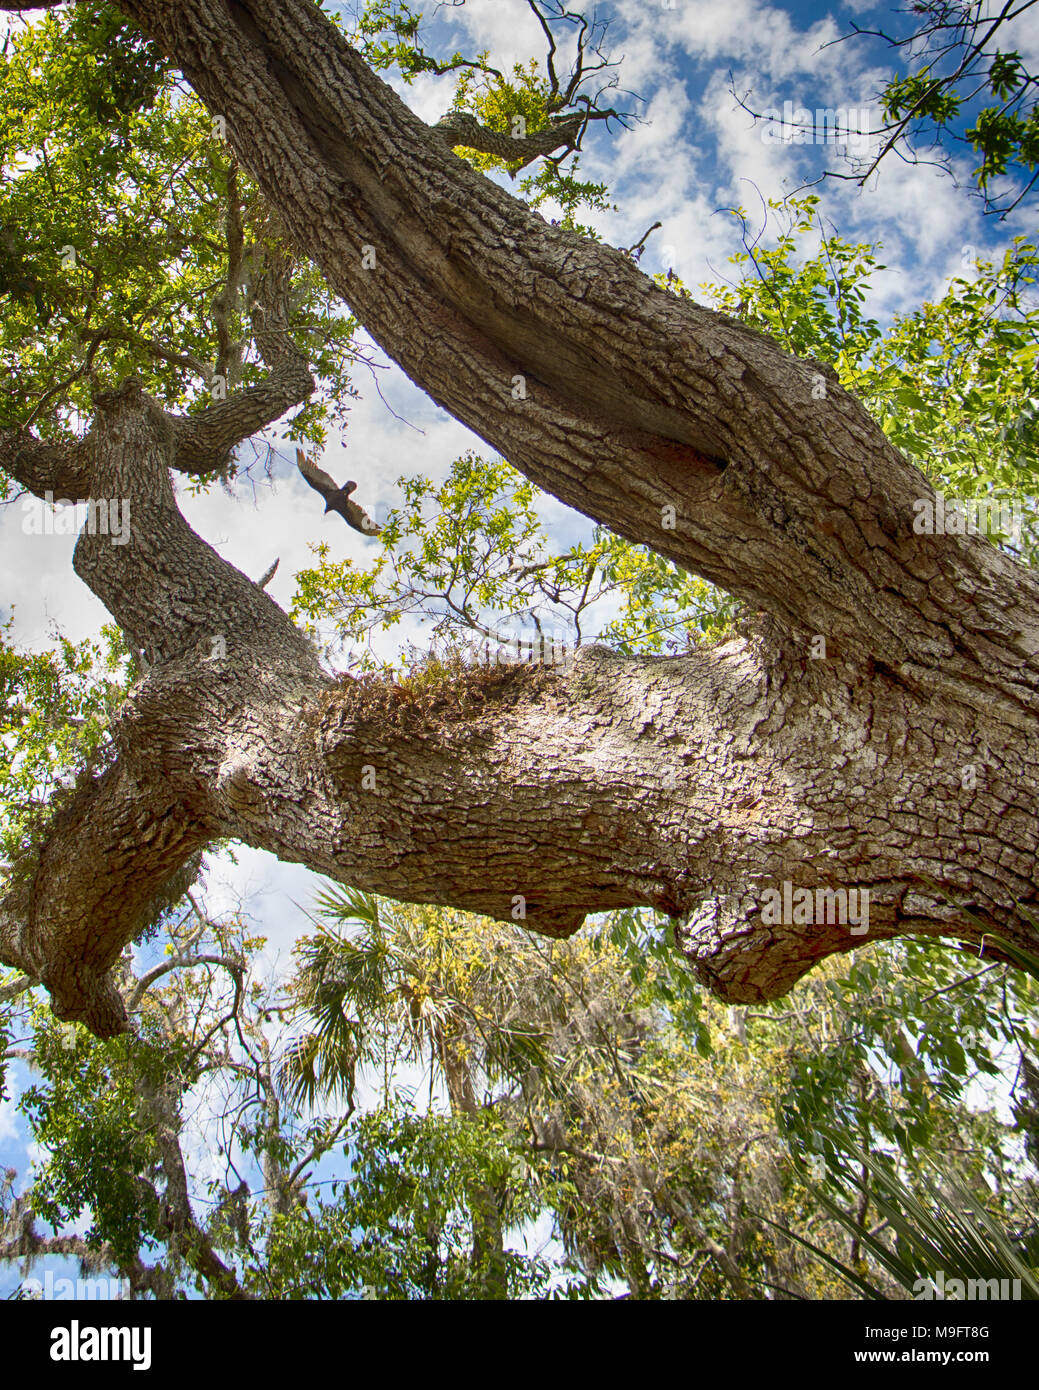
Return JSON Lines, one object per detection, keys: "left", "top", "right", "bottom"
{"left": 1, "top": 0, "right": 1037, "bottom": 1294}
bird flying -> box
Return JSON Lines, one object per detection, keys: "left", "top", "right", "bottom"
{"left": 296, "top": 448, "right": 381, "bottom": 536}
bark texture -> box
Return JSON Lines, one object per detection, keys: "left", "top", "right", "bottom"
{"left": 1, "top": 0, "right": 1037, "bottom": 1035}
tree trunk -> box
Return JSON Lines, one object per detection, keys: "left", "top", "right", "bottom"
{"left": 1, "top": 0, "right": 1037, "bottom": 1036}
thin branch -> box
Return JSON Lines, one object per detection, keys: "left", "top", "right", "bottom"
{"left": 0, "top": 974, "right": 35, "bottom": 1005}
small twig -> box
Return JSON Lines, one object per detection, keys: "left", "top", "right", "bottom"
{"left": 622, "top": 221, "right": 662, "bottom": 261}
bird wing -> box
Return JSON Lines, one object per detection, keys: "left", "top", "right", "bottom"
{"left": 343, "top": 497, "right": 382, "bottom": 536}
{"left": 296, "top": 447, "right": 342, "bottom": 500}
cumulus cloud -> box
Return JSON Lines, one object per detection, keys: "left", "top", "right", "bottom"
{"left": 0, "top": 1096, "right": 19, "bottom": 1147}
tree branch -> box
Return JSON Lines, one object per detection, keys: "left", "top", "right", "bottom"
{"left": 171, "top": 243, "right": 314, "bottom": 475}
{"left": 431, "top": 109, "right": 585, "bottom": 170}
{"left": 0, "top": 974, "right": 35, "bottom": 1006}
{"left": 110, "top": 0, "right": 1039, "bottom": 712}
{"left": 0, "top": 429, "right": 94, "bottom": 502}
{"left": 0, "top": 0, "right": 1032, "bottom": 1036}
{"left": 138, "top": 1066, "right": 251, "bottom": 1298}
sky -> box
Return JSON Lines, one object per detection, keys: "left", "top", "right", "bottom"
{"left": 1, "top": 0, "right": 1037, "bottom": 1293}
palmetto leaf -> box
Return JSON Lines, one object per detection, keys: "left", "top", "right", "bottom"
{"left": 916, "top": 878, "right": 1039, "bottom": 983}
{"left": 769, "top": 1132, "right": 1039, "bottom": 1299}
{"left": 311, "top": 881, "right": 382, "bottom": 930}
{"left": 277, "top": 1026, "right": 358, "bottom": 1112}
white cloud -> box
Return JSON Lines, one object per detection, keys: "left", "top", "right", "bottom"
{"left": 0, "top": 1096, "right": 19, "bottom": 1146}
{"left": 438, "top": 0, "right": 566, "bottom": 72}
{"left": 614, "top": 0, "right": 840, "bottom": 79}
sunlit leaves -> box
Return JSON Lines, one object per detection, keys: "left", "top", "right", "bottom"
{"left": 291, "top": 449, "right": 732, "bottom": 667}
{"left": 18, "top": 1010, "right": 198, "bottom": 1266}
{"left": 264, "top": 1107, "right": 561, "bottom": 1299}
{"left": 865, "top": 2, "right": 1038, "bottom": 214}
{"left": 882, "top": 69, "right": 962, "bottom": 127}
{"left": 347, "top": 0, "right": 615, "bottom": 232}
{"left": 0, "top": 618, "right": 131, "bottom": 869}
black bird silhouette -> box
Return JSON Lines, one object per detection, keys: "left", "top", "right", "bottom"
{"left": 296, "top": 448, "right": 381, "bottom": 536}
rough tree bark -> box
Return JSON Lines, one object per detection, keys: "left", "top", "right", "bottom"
{"left": 1, "top": 0, "right": 1037, "bottom": 1037}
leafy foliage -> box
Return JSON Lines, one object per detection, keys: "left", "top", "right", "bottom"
{"left": 291, "top": 449, "right": 734, "bottom": 669}
{"left": 346, "top": 0, "right": 627, "bottom": 234}
{"left": 775, "top": 1140, "right": 1039, "bottom": 1300}
{"left": 264, "top": 1107, "right": 560, "bottom": 1300}
{"left": 0, "top": 1, "right": 357, "bottom": 473}
{"left": 17, "top": 1013, "right": 195, "bottom": 1267}
{"left": 0, "top": 619, "right": 130, "bottom": 872}
{"left": 869, "top": 1, "right": 1039, "bottom": 216}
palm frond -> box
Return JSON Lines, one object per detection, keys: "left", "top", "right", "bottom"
{"left": 277, "top": 1023, "right": 358, "bottom": 1112}
{"left": 916, "top": 879, "right": 1039, "bottom": 983}
{"left": 311, "top": 881, "right": 381, "bottom": 930}
{"left": 773, "top": 1135, "right": 1039, "bottom": 1299}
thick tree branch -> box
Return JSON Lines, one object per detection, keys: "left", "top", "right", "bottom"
{"left": 169, "top": 347, "right": 312, "bottom": 475}
{"left": 0, "top": 429, "right": 94, "bottom": 502}
{"left": 0, "top": 382, "right": 320, "bottom": 1035}
{"left": 212, "top": 160, "right": 247, "bottom": 382}
{"left": 1, "top": 0, "right": 1035, "bottom": 1035}
{"left": 171, "top": 243, "right": 314, "bottom": 474}
{"left": 108, "top": 0, "right": 1039, "bottom": 717}
{"left": 0, "top": 236, "right": 314, "bottom": 497}
{"left": 2, "top": 379, "right": 1032, "bottom": 1030}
